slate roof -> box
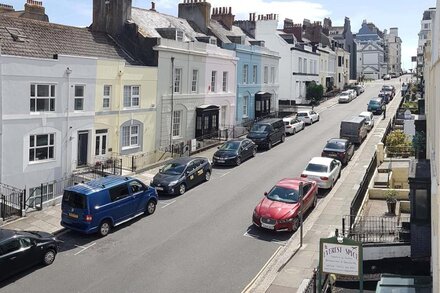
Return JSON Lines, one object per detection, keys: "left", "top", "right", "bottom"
{"left": 356, "top": 23, "right": 380, "bottom": 42}
{"left": 0, "top": 14, "right": 140, "bottom": 64}
{"left": 131, "top": 7, "right": 206, "bottom": 41}
{"left": 208, "top": 19, "right": 252, "bottom": 45}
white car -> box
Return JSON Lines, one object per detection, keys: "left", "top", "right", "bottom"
{"left": 347, "top": 89, "right": 357, "bottom": 99}
{"left": 301, "top": 157, "right": 342, "bottom": 189}
{"left": 338, "top": 91, "right": 352, "bottom": 103}
{"left": 359, "top": 111, "right": 374, "bottom": 131}
{"left": 297, "top": 110, "right": 320, "bottom": 125}
{"left": 283, "top": 117, "right": 305, "bottom": 135}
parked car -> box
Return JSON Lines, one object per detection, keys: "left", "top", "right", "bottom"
{"left": 151, "top": 157, "right": 212, "bottom": 196}
{"left": 378, "top": 91, "right": 390, "bottom": 104}
{"left": 359, "top": 111, "right": 375, "bottom": 131}
{"left": 390, "top": 72, "right": 398, "bottom": 78}
{"left": 301, "top": 157, "right": 342, "bottom": 189}
{"left": 339, "top": 116, "right": 368, "bottom": 144}
{"left": 338, "top": 91, "right": 352, "bottom": 103}
{"left": 0, "top": 229, "right": 58, "bottom": 281}
{"left": 252, "top": 178, "right": 318, "bottom": 232}
{"left": 321, "top": 138, "right": 355, "bottom": 165}
{"left": 382, "top": 85, "right": 395, "bottom": 98}
{"left": 367, "top": 98, "right": 385, "bottom": 114}
{"left": 247, "top": 118, "right": 285, "bottom": 150}
{"left": 212, "top": 138, "right": 257, "bottom": 166}
{"left": 355, "top": 84, "right": 365, "bottom": 94}
{"left": 283, "top": 117, "right": 305, "bottom": 135}
{"left": 347, "top": 89, "right": 357, "bottom": 99}
{"left": 62, "top": 175, "right": 158, "bottom": 236}
{"left": 297, "top": 110, "right": 320, "bottom": 125}
{"left": 383, "top": 74, "right": 391, "bottom": 80}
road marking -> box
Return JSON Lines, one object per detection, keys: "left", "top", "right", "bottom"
{"left": 161, "top": 200, "right": 176, "bottom": 209}
{"left": 55, "top": 229, "right": 70, "bottom": 238}
{"left": 243, "top": 229, "right": 287, "bottom": 246}
{"left": 241, "top": 246, "right": 283, "bottom": 293}
{"left": 74, "top": 242, "right": 96, "bottom": 255}
{"left": 219, "top": 171, "right": 232, "bottom": 178}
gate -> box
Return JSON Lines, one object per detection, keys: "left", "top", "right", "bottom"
{"left": 0, "top": 183, "right": 25, "bottom": 221}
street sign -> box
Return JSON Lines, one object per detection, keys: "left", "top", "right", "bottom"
{"left": 318, "top": 235, "right": 363, "bottom": 291}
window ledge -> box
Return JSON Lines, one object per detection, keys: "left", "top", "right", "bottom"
{"left": 122, "top": 107, "right": 140, "bottom": 110}
{"left": 122, "top": 145, "right": 140, "bottom": 151}
{"left": 29, "top": 159, "right": 56, "bottom": 165}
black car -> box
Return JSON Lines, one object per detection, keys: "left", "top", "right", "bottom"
{"left": 378, "top": 91, "right": 391, "bottom": 104}
{"left": 321, "top": 138, "right": 354, "bottom": 165}
{"left": 212, "top": 138, "right": 257, "bottom": 166}
{"left": 0, "top": 229, "right": 58, "bottom": 281}
{"left": 246, "top": 118, "right": 285, "bottom": 150}
{"left": 150, "top": 157, "right": 212, "bottom": 195}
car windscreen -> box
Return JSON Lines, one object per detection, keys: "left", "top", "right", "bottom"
{"left": 219, "top": 141, "right": 240, "bottom": 151}
{"left": 297, "top": 112, "right": 307, "bottom": 117}
{"left": 340, "top": 92, "right": 349, "bottom": 96}
{"left": 369, "top": 100, "right": 380, "bottom": 105}
{"left": 306, "top": 163, "right": 328, "bottom": 173}
{"left": 360, "top": 115, "right": 371, "bottom": 121}
{"left": 325, "top": 141, "right": 345, "bottom": 150}
{"left": 267, "top": 186, "right": 299, "bottom": 203}
{"left": 161, "top": 162, "right": 186, "bottom": 175}
{"left": 63, "top": 191, "right": 86, "bottom": 209}
{"left": 250, "top": 124, "right": 270, "bottom": 133}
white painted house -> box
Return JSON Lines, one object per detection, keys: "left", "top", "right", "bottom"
{"left": 0, "top": 13, "right": 140, "bottom": 205}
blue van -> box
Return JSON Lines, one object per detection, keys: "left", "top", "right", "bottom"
{"left": 61, "top": 176, "right": 158, "bottom": 237}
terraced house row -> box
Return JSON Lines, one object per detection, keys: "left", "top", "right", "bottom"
{"left": 0, "top": 0, "right": 356, "bottom": 206}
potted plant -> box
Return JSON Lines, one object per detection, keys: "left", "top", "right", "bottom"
{"left": 386, "top": 189, "right": 398, "bottom": 215}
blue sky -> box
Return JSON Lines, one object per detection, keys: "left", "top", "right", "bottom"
{"left": 5, "top": 0, "right": 436, "bottom": 69}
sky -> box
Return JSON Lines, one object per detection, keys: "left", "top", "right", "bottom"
{"left": 5, "top": 0, "right": 437, "bottom": 70}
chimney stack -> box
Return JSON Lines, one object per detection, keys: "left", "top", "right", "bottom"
{"left": 178, "top": 0, "right": 211, "bottom": 34}
{"left": 211, "top": 6, "right": 235, "bottom": 31}
{"left": 0, "top": 3, "right": 15, "bottom": 13}
{"left": 22, "top": 0, "right": 48, "bottom": 21}
{"left": 150, "top": 1, "right": 156, "bottom": 11}
{"left": 92, "top": 0, "right": 132, "bottom": 36}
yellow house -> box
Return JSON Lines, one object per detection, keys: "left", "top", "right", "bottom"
{"left": 93, "top": 59, "right": 157, "bottom": 163}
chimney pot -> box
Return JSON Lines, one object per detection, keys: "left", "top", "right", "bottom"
{"left": 150, "top": 1, "right": 156, "bottom": 11}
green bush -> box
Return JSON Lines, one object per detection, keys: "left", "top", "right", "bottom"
{"left": 306, "top": 82, "right": 324, "bottom": 104}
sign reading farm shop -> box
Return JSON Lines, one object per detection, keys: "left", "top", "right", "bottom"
{"left": 322, "top": 243, "right": 359, "bottom": 276}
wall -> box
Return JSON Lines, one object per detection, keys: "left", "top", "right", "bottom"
{"left": 0, "top": 54, "right": 96, "bottom": 192}
{"left": 363, "top": 244, "right": 411, "bottom": 261}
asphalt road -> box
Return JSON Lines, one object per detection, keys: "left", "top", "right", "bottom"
{"left": 1, "top": 79, "right": 401, "bottom": 293}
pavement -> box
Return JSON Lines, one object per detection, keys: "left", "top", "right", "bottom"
{"left": 2, "top": 79, "right": 400, "bottom": 292}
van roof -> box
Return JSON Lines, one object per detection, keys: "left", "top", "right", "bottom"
{"left": 341, "top": 116, "right": 365, "bottom": 123}
{"left": 65, "top": 175, "right": 134, "bottom": 195}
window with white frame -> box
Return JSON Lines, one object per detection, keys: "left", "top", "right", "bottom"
{"left": 123, "top": 86, "right": 140, "bottom": 108}
{"left": 121, "top": 125, "right": 139, "bottom": 148}
{"left": 298, "top": 57, "right": 303, "bottom": 73}
{"left": 243, "top": 64, "right": 248, "bottom": 84}
{"left": 243, "top": 95, "right": 249, "bottom": 116}
{"left": 173, "top": 110, "right": 182, "bottom": 137}
{"left": 264, "top": 66, "right": 269, "bottom": 84}
{"left": 103, "top": 85, "right": 111, "bottom": 109}
{"left": 29, "top": 133, "right": 55, "bottom": 162}
{"left": 74, "top": 85, "right": 85, "bottom": 111}
{"left": 30, "top": 84, "right": 55, "bottom": 112}
{"left": 29, "top": 183, "right": 54, "bottom": 204}
{"left": 303, "top": 59, "right": 307, "bottom": 73}
{"left": 176, "top": 30, "right": 184, "bottom": 42}
{"left": 174, "top": 68, "right": 182, "bottom": 93}
{"left": 252, "top": 65, "right": 257, "bottom": 84}
{"left": 309, "top": 60, "right": 313, "bottom": 74}
{"left": 222, "top": 72, "right": 228, "bottom": 92}
{"left": 270, "top": 67, "right": 275, "bottom": 83}
{"left": 211, "top": 71, "right": 217, "bottom": 92}
{"left": 191, "top": 69, "right": 198, "bottom": 93}
{"left": 221, "top": 105, "right": 227, "bottom": 127}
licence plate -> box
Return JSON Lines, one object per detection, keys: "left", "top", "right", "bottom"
{"left": 155, "top": 187, "right": 164, "bottom": 191}
{"left": 217, "top": 160, "right": 225, "bottom": 163}
{"left": 328, "top": 153, "right": 337, "bottom": 157}
{"left": 261, "top": 223, "right": 274, "bottom": 229}
{"left": 68, "top": 213, "right": 78, "bottom": 219}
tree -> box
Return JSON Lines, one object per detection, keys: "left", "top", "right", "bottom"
{"left": 306, "top": 82, "right": 324, "bottom": 105}
{"left": 412, "top": 131, "right": 426, "bottom": 159}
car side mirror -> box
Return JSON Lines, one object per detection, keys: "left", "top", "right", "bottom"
{"left": 217, "top": 146, "right": 221, "bottom": 149}
{"left": 158, "top": 168, "right": 163, "bottom": 173}
{"left": 264, "top": 192, "right": 268, "bottom": 196}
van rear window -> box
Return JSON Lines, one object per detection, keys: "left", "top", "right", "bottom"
{"left": 63, "top": 191, "right": 86, "bottom": 209}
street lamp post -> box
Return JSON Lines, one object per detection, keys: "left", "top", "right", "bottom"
{"left": 170, "top": 57, "right": 175, "bottom": 155}
{"left": 299, "top": 182, "right": 304, "bottom": 247}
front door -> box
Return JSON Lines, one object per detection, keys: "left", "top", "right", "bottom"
{"left": 77, "top": 131, "right": 88, "bottom": 167}
{"left": 95, "top": 129, "right": 108, "bottom": 157}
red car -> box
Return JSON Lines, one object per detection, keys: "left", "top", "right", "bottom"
{"left": 252, "top": 178, "right": 318, "bottom": 232}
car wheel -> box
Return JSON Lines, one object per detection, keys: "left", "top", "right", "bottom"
{"left": 145, "top": 200, "right": 157, "bottom": 215}
{"left": 178, "top": 183, "right": 186, "bottom": 195}
{"left": 292, "top": 129, "right": 296, "bottom": 135}
{"left": 291, "top": 217, "right": 300, "bottom": 232}
{"left": 317, "top": 116, "right": 320, "bottom": 122}
{"left": 267, "top": 141, "right": 272, "bottom": 150}
{"left": 235, "top": 157, "right": 241, "bottom": 166}
{"left": 302, "top": 124, "right": 305, "bottom": 130}
{"left": 42, "top": 249, "right": 56, "bottom": 266}
{"left": 205, "top": 170, "right": 211, "bottom": 181}
{"left": 281, "top": 135, "right": 285, "bottom": 143}
{"left": 98, "top": 220, "right": 111, "bottom": 237}
{"left": 252, "top": 148, "right": 257, "bottom": 157}
{"left": 312, "top": 194, "right": 318, "bottom": 208}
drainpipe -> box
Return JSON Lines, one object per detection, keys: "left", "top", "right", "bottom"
{"left": 170, "top": 57, "right": 175, "bottom": 155}
{"left": 65, "top": 67, "right": 72, "bottom": 176}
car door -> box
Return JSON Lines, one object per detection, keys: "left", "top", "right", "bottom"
{"left": 128, "top": 180, "right": 148, "bottom": 214}
{"left": 301, "top": 183, "right": 312, "bottom": 209}
{"left": 108, "top": 183, "right": 133, "bottom": 223}
{"left": 18, "top": 237, "right": 41, "bottom": 268}
{"left": 311, "top": 111, "right": 318, "bottom": 122}
{"left": 347, "top": 141, "right": 354, "bottom": 160}
{"left": 241, "top": 140, "right": 250, "bottom": 159}
{"left": 330, "top": 160, "right": 341, "bottom": 181}
{"left": 186, "top": 161, "right": 199, "bottom": 187}
{"left": 0, "top": 239, "right": 22, "bottom": 279}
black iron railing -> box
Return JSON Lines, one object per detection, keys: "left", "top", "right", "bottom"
{"left": 0, "top": 183, "right": 25, "bottom": 221}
